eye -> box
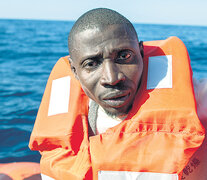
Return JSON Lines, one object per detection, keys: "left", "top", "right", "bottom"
{"left": 82, "top": 59, "right": 100, "bottom": 69}
{"left": 117, "top": 50, "right": 132, "bottom": 62}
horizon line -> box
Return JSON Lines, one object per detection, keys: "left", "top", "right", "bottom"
{"left": 0, "top": 17, "right": 207, "bottom": 28}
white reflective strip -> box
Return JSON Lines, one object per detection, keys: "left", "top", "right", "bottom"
{"left": 147, "top": 55, "right": 172, "bottom": 90}
{"left": 41, "top": 173, "right": 55, "bottom": 180}
{"left": 98, "top": 171, "right": 178, "bottom": 180}
{"left": 48, "top": 76, "right": 71, "bottom": 116}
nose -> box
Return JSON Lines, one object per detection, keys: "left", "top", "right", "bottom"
{"left": 100, "top": 59, "right": 125, "bottom": 86}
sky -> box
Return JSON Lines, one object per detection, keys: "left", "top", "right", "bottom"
{"left": 0, "top": 0, "right": 207, "bottom": 26}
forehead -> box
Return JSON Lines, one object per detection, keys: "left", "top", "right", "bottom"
{"left": 70, "top": 24, "right": 138, "bottom": 61}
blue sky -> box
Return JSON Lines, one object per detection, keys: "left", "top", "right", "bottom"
{"left": 0, "top": 0, "right": 207, "bottom": 26}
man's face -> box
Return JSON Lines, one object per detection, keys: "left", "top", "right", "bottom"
{"left": 70, "top": 24, "right": 143, "bottom": 116}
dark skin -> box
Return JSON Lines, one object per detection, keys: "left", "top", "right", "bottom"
{"left": 69, "top": 24, "right": 144, "bottom": 117}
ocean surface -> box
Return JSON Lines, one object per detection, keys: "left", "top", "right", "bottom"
{"left": 0, "top": 19, "right": 206, "bottom": 163}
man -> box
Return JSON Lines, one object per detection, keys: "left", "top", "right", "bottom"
{"left": 29, "top": 8, "right": 207, "bottom": 180}
{"left": 68, "top": 8, "right": 144, "bottom": 135}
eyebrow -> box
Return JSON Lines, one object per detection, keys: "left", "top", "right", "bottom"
{"left": 80, "top": 41, "right": 136, "bottom": 64}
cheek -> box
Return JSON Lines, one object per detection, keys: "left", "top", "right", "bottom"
{"left": 77, "top": 71, "right": 100, "bottom": 99}
{"left": 135, "top": 66, "right": 143, "bottom": 84}
{"left": 124, "top": 64, "right": 143, "bottom": 86}
{"left": 133, "top": 60, "right": 143, "bottom": 85}
{"left": 122, "top": 55, "right": 143, "bottom": 84}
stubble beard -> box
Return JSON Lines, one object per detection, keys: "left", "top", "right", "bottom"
{"left": 101, "top": 103, "right": 133, "bottom": 119}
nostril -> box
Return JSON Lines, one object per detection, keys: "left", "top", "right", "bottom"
{"left": 100, "top": 72, "right": 126, "bottom": 87}
{"left": 118, "top": 72, "right": 126, "bottom": 81}
{"left": 100, "top": 60, "right": 126, "bottom": 86}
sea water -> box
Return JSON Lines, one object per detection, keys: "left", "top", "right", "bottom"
{"left": 0, "top": 19, "right": 206, "bottom": 163}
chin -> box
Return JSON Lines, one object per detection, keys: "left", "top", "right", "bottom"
{"left": 103, "top": 109, "right": 123, "bottom": 118}
{"left": 102, "top": 104, "right": 132, "bottom": 118}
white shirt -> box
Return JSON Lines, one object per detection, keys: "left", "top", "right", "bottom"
{"left": 96, "top": 106, "right": 126, "bottom": 134}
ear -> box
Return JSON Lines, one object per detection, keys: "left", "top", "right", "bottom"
{"left": 139, "top": 41, "right": 144, "bottom": 58}
{"left": 68, "top": 56, "right": 79, "bottom": 80}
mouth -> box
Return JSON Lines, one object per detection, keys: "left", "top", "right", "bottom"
{"left": 102, "top": 91, "right": 130, "bottom": 107}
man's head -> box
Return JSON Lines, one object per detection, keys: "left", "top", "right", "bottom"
{"left": 68, "top": 8, "right": 143, "bottom": 117}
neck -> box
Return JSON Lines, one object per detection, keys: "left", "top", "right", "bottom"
{"left": 99, "top": 106, "right": 128, "bottom": 120}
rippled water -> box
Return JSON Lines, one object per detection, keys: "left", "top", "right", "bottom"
{"left": 0, "top": 19, "right": 206, "bottom": 163}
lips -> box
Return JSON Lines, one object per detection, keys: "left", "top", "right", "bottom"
{"left": 102, "top": 91, "right": 130, "bottom": 107}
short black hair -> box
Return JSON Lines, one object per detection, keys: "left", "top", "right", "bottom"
{"left": 68, "top": 8, "right": 138, "bottom": 54}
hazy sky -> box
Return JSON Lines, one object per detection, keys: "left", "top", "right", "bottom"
{"left": 0, "top": 0, "right": 207, "bottom": 26}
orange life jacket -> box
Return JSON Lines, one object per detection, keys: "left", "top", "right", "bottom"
{"left": 29, "top": 37, "right": 205, "bottom": 180}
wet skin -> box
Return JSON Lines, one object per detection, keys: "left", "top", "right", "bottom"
{"left": 69, "top": 24, "right": 143, "bottom": 116}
